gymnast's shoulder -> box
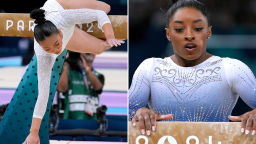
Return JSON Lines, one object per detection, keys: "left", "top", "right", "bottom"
{"left": 221, "top": 57, "right": 252, "bottom": 72}
{"left": 137, "top": 57, "right": 172, "bottom": 69}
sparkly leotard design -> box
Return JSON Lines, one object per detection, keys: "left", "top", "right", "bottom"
{"left": 129, "top": 56, "right": 256, "bottom": 122}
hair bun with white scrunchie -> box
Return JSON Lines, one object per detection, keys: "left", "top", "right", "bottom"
{"left": 30, "top": 9, "right": 46, "bottom": 24}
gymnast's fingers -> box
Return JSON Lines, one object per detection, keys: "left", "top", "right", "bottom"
{"left": 132, "top": 115, "right": 138, "bottom": 126}
{"left": 109, "top": 39, "right": 116, "bottom": 47}
{"left": 117, "top": 40, "right": 125, "bottom": 45}
{"left": 149, "top": 111, "right": 156, "bottom": 132}
{"left": 252, "top": 118, "right": 256, "bottom": 135}
{"left": 138, "top": 114, "right": 145, "bottom": 135}
{"left": 117, "top": 40, "right": 125, "bottom": 44}
{"left": 143, "top": 113, "right": 151, "bottom": 135}
{"left": 109, "top": 39, "right": 115, "bottom": 47}
{"left": 105, "top": 40, "right": 112, "bottom": 47}
{"left": 228, "top": 115, "right": 243, "bottom": 122}
{"left": 245, "top": 114, "right": 254, "bottom": 134}
{"left": 112, "top": 39, "right": 118, "bottom": 47}
{"left": 24, "top": 139, "right": 30, "bottom": 144}
{"left": 157, "top": 114, "right": 174, "bottom": 121}
{"left": 116, "top": 40, "right": 121, "bottom": 46}
{"left": 241, "top": 113, "right": 250, "bottom": 133}
{"left": 114, "top": 40, "right": 120, "bottom": 46}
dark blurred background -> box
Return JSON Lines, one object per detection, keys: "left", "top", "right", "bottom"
{"left": 129, "top": 0, "right": 256, "bottom": 117}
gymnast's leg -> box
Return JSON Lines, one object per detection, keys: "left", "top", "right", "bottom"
{"left": 57, "top": 0, "right": 110, "bottom": 14}
{"left": 66, "top": 27, "right": 112, "bottom": 54}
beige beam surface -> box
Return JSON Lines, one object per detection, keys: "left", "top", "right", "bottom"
{"left": 50, "top": 141, "right": 126, "bottom": 144}
{"left": 129, "top": 122, "right": 256, "bottom": 144}
{"left": 0, "top": 13, "right": 127, "bottom": 39}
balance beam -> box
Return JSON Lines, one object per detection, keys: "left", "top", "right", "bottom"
{"left": 129, "top": 122, "right": 255, "bottom": 144}
{"left": 0, "top": 13, "right": 127, "bottom": 39}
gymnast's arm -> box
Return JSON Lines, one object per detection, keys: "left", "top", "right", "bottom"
{"left": 224, "top": 58, "right": 256, "bottom": 109}
{"left": 30, "top": 54, "right": 56, "bottom": 134}
{"left": 129, "top": 59, "right": 173, "bottom": 135}
{"left": 224, "top": 58, "right": 256, "bottom": 134}
{"left": 61, "top": 9, "right": 114, "bottom": 40}
{"left": 129, "top": 59, "right": 151, "bottom": 120}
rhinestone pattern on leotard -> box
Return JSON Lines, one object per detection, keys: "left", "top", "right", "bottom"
{"left": 129, "top": 56, "right": 256, "bottom": 122}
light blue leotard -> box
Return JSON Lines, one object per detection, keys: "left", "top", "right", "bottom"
{"left": 129, "top": 56, "right": 256, "bottom": 122}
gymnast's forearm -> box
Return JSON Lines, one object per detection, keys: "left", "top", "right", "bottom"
{"left": 102, "top": 23, "right": 115, "bottom": 40}
{"left": 30, "top": 55, "right": 55, "bottom": 132}
{"left": 30, "top": 117, "right": 42, "bottom": 134}
{"left": 224, "top": 59, "right": 256, "bottom": 109}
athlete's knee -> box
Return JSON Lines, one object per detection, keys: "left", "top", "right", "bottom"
{"left": 101, "top": 3, "right": 110, "bottom": 14}
{"left": 105, "top": 4, "right": 111, "bottom": 14}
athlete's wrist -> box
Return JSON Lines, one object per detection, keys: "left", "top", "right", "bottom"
{"left": 30, "top": 128, "right": 39, "bottom": 135}
{"left": 102, "top": 23, "right": 115, "bottom": 39}
{"left": 105, "top": 34, "right": 115, "bottom": 40}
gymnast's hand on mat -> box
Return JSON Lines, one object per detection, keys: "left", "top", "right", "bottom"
{"left": 102, "top": 39, "right": 125, "bottom": 47}
{"left": 228, "top": 109, "right": 256, "bottom": 135}
{"left": 132, "top": 107, "right": 173, "bottom": 136}
{"left": 23, "top": 132, "right": 40, "bottom": 144}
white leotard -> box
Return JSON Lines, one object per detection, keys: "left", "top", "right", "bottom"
{"left": 33, "top": 0, "right": 110, "bottom": 119}
{"left": 129, "top": 56, "right": 256, "bottom": 122}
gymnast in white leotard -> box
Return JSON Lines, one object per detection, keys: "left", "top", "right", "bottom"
{"left": 129, "top": 0, "right": 256, "bottom": 136}
{"left": 24, "top": 0, "right": 125, "bottom": 143}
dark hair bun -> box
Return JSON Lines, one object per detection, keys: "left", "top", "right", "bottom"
{"left": 30, "top": 9, "right": 46, "bottom": 24}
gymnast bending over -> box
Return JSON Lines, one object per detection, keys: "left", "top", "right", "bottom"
{"left": 23, "top": 0, "right": 125, "bottom": 143}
